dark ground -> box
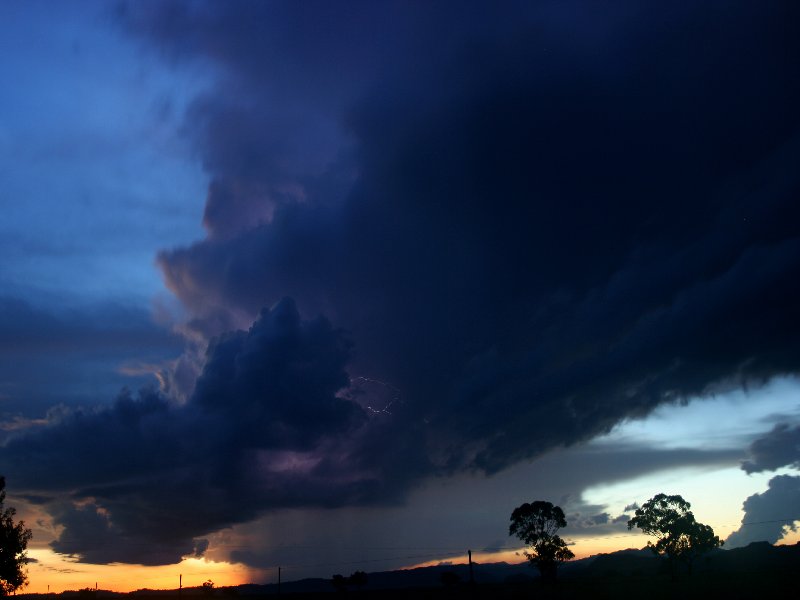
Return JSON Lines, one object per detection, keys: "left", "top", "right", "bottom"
{"left": 20, "top": 542, "right": 798, "bottom": 600}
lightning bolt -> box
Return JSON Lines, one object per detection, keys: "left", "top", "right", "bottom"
{"left": 346, "top": 376, "right": 403, "bottom": 415}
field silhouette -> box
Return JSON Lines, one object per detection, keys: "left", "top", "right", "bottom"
{"left": 18, "top": 541, "right": 798, "bottom": 599}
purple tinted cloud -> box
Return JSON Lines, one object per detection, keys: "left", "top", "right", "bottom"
{"left": 142, "top": 0, "right": 800, "bottom": 475}
{"left": 4, "top": 299, "right": 422, "bottom": 564}
{"left": 2, "top": 0, "right": 799, "bottom": 565}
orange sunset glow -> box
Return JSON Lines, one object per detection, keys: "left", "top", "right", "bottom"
{"left": 24, "top": 552, "right": 266, "bottom": 595}
{"left": 2, "top": 1, "right": 799, "bottom": 597}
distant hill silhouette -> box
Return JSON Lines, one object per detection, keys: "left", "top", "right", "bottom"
{"left": 18, "top": 542, "right": 798, "bottom": 599}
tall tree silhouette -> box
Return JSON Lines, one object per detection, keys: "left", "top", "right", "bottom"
{"left": 628, "top": 493, "right": 722, "bottom": 578}
{"left": 0, "top": 477, "right": 32, "bottom": 596}
{"left": 509, "top": 500, "right": 574, "bottom": 582}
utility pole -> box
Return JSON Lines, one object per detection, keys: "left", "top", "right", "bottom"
{"left": 179, "top": 574, "right": 182, "bottom": 599}
{"left": 468, "top": 550, "right": 474, "bottom": 584}
{"left": 278, "top": 567, "right": 281, "bottom": 596}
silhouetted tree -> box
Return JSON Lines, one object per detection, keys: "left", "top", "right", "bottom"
{"left": 509, "top": 500, "right": 574, "bottom": 582}
{"left": 0, "top": 477, "right": 32, "bottom": 596}
{"left": 330, "top": 571, "right": 367, "bottom": 594}
{"left": 201, "top": 580, "right": 215, "bottom": 596}
{"left": 627, "top": 493, "right": 722, "bottom": 578}
{"left": 348, "top": 571, "right": 368, "bottom": 591}
{"left": 330, "top": 574, "right": 347, "bottom": 593}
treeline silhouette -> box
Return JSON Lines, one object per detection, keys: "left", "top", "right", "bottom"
{"left": 18, "top": 541, "right": 798, "bottom": 599}
{"left": 5, "top": 488, "right": 799, "bottom": 598}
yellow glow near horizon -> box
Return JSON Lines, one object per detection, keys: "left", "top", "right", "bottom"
{"left": 581, "top": 464, "right": 800, "bottom": 541}
{"left": 404, "top": 530, "right": 652, "bottom": 572}
{"left": 23, "top": 550, "right": 266, "bottom": 594}
{"left": 405, "top": 526, "right": 799, "bottom": 573}
{"left": 17, "top": 379, "right": 800, "bottom": 593}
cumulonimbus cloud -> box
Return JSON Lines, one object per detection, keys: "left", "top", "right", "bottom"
{"left": 727, "top": 422, "right": 800, "bottom": 547}
{"left": 3, "top": 299, "right": 426, "bottom": 564}
{"left": 2, "top": 0, "right": 799, "bottom": 565}
{"left": 726, "top": 475, "right": 800, "bottom": 548}
{"left": 146, "top": 0, "right": 800, "bottom": 475}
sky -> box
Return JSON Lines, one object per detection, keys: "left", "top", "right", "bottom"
{"left": 1, "top": 0, "right": 799, "bottom": 593}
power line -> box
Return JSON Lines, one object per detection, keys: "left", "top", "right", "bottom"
{"left": 736, "top": 517, "right": 800, "bottom": 526}
{"left": 27, "top": 511, "right": 800, "bottom": 592}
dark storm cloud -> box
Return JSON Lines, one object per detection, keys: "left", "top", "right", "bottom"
{"left": 221, "top": 441, "right": 741, "bottom": 571}
{"left": 726, "top": 475, "right": 800, "bottom": 548}
{"left": 134, "top": 0, "right": 800, "bottom": 475}
{"left": 0, "top": 297, "right": 183, "bottom": 422}
{"left": 3, "top": 0, "right": 799, "bottom": 565}
{"left": 741, "top": 423, "right": 800, "bottom": 474}
{"left": 48, "top": 500, "right": 207, "bottom": 566}
{"left": 733, "top": 412, "right": 800, "bottom": 548}
{"left": 563, "top": 504, "right": 613, "bottom": 532}
{"left": 562, "top": 496, "right": 634, "bottom": 535}
{"left": 1, "top": 299, "right": 423, "bottom": 564}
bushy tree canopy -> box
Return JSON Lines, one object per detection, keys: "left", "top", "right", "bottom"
{"left": 0, "top": 477, "right": 32, "bottom": 596}
{"left": 627, "top": 493, "right": 722, "bottom": 576}
{"left": 509, "top": 500, "right": 574, "bottom": 581}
